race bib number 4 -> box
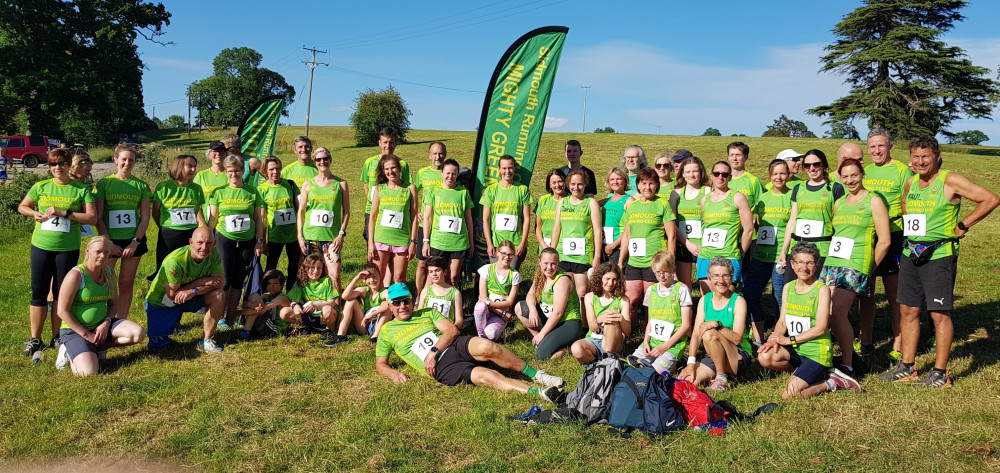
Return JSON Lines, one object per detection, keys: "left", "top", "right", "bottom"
{"left": 380, "top": 209, "right": 404, "bottom": 229}
{"left": 410, "top": 331, "right": 440, "bottom": 361}
{"left": 41, "top": 215, "right": 71, "bottom": 233}
{"left": 310, "top": 210, "right": 334, "bottom": 228}
{"left": 427, "top": 297, "right": 451, "bottom": 318}
{"left": 439, "top": 215, "right": 462, "bottom": 234}
{"left": 650, "top": 319, "right": 676, "bottom": 342}
{"left": 495, "top": 213, "right": 518, "bottom": 232}
{"left": 829, "top": 236, "right": 855, "bottom": 260}
{"left": 225, "top": 214, "right": 251, "bottom": 233}
{"left": 628, "top": 238, "right": 647, "bottom": 257}
{"left": 169, "top": 207, "right": 196, "bottom": 226}
{"left": 563, "top": 237, "right": 586, "bottom": 256}
{"left": 795, "top": 218, "right": 824, "bottom": 238}
{"left": 108, "top": 209, "right": 136, "bottom": 229}
{"left": 786, "top": 315, "right": 812, "bottom": 337}
{"left": 702, "top": 228, "right": 727, "bottom": 249}
{"left": 682, "top": 220, "right": 702, "bottom": 239}
{"left": 757, "top": 225, "right": 776, "bottom": 246}
{"left": 903, "top": 214, "right": 926, "bottom": 237}
{"left": 273, "top": 208, "right": 296, "bottom": 226}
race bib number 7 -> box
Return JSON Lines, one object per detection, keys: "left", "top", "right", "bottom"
{"left": 439, "top": 215, "right": 462, "bottom": 234}
{"left": 410, "top": 331, "right": 440, "bottom": 361}
{"left": 380, "top": 209, "right": 404, "bottom": 229}
{"left": 495, "top": 213, "right": 518, "bottom": 232}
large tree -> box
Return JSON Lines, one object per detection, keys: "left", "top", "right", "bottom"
{"left": 190, "top": 48, "right": 295, "bottom": 127}
{"left": 350, "top": 86, "right": 411, "bottom": 146}
{"left": 762, "top": 115, "right": 816, "bottom": 138}
{"left": 0, "top": 0, "right": 170, "bottom": 144}
{"left": 809, "top": 0, "right": 1000, "bottom": 139}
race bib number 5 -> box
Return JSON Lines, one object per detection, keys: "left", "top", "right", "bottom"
{"left": 903, "top": 214, "right": 926, "bottom": 237}
{"left": 411, "top": 331, "right": 440, "bottom": 361}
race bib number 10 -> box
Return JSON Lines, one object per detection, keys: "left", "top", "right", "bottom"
{"left": 310, "top": 210, "right": 334, "bottom": 228}
{"left": 786, "top": 315, "right": 812, "bottom": 337}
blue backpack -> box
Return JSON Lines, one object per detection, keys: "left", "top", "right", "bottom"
{"left": 607, "top": 366, "right": 656, "bottom": 430}
{"left": 642, "top": 372, "right": 686, "bottom": 434}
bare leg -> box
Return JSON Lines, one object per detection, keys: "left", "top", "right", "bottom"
{"left": 514, "top": 302, "right": 540, "bottom": 337}
{"left": 830, "top": 288, "right": 858, "bottom": 369}
{"left": 602, "top": 322, "right": 625, "bottom": 354}
{"left": 377, "top": 250, "right": 392, "bottom": 288}
{"left": 340, "top": 299, "right": 362, "bottom": 335}
{"left": 884, "top": 274, "right": 902, "bottom": 352}
{"left": 203, "top": 289, "right": 225, "bottom": 340}
{"left": 702, "top": 329, "right": 741, "bottom": 375}
{"left": 104, "top": 320, "right": 146, "bottom": 348}
{"left": 929, "top": 310, "right": 953, "bottom": 370}
{"left": 899, "top": 304, "right": 921, "bottom": 364}
{"left": 392, "top": 252, "right": 409, "bottom": 284}
{"left": 116, "top": 255, "right": 142, "bottom": 319}
{"left": 416, "top": 259, "right": 428, "bottom": 295}
{"left": 469, "top": 366, "right": 530, "bottom": 393}
{"left": 70, "top": 352, "right": 100, "bottom": 377}
{"left": 570, "top": 339, "right": 599, "bottom": 364}
{"left": 858, "top": 295, "right": 877, "bottom": 347}
{"left": 677, "top": 261, "right": 693, "bottom": 294}
{"left": 757, "top": 345, "right": 794, "bottom": 373}
{"left": 448, "top": 258, "right": 462, "bottom": 287}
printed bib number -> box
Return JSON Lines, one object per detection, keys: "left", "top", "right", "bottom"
{"left": 538, "top": 302, "right": 554, "bottom": 319}
{"left": 786, "top": 315, "right": 812, "bottom": 337}
{"left": 543, "top": 237, "right": 552, "bottom": 247}
{"left": 603, "top": 226, "right": 615, "bottom": 244}
{"left": 225, "top": 214, "right": 251, "bottom": 233}
{"left": 702, "top": 228, "right": 727, "bottom": 249}
{"left": 108, "top": 209, "right": 136, "bottom": 229}
{"left": 273, "top": 208, "right": 296, "bottom": 226}
{"left": 41, "top": 215, "right": 70, "bottom": 233}
{"left": 563, "top": 237, "right": 586, "bottom": 256}
{"left": 489, "top": 292, "right": 506, "bottom": 303}
{"left": 310, "top": 210, "right": 334, "bottom": 228}
{"left": 427, "top": 297, "right": 451, "bottom": 318}
{"left": 80, "top": 225, "right": 96, "bottom": 236}
{"left": 380, "top": 209, "right": 404, "bottom": 229}
{"left": 495, "top": 213, "right": 518, "bottom": 232}
{"left": 650, "top": 319, "right": 676, "bottom": 342}
{"left": 682, "top": 220, "right": 702, "bottom": 239}
{"left": 169, "top": 208, "right": 196, "bottom": 226}
{"left": 757, "top": 226, "right": 777, "bottom": 246}
{"left": 795, "top": 218, "right": 824, "bottom": 238}
{"left": 439, "top": 215, "right": 462, "bottom": 234}
{"left": 829, "top": 236, "right": 855, "bottom": 260}
{"left": 628, "top": 238, "right": 647, "bottom": 257}
{"left": 903, "top": 214, "right": 926, "bottom": 237}
{"left": 161, "top": 293, "right": 176, "bottom": 308}
{"left": 410, "top": 331, "right": 440, "bottom": 361}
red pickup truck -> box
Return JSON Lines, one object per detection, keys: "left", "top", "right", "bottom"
{"left": 0, "top": 135, "right": 50, "bottom": 168}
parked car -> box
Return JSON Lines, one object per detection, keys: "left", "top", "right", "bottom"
{"left": 0, "top": 135, "right": 49, "bottom": 168}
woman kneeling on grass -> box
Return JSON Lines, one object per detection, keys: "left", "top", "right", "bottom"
{"left": 340, "top": 263, "right": 391, "bottom": 342}
{"left": 758, "top": 242, "right": 861, "bottom": 397}
{"left": 279, "top": 253, "right": 342, "bottom": 347}
{"left": 55, "top": 237, "right": 145, "bottom": 376}
{"left": 515, "top": 248, "right": 582, "bottom": 360}
{"left": 628, "top": 250, "right": 692, "bottom": 375}
{"left": 570, "top": 262, "right": 631, "bottom": 365}
{"left": 678, "top": 256, "right": 753, "bottom": 393}
{"left": 473, "top": 240, "right": 521, "bottom": 341}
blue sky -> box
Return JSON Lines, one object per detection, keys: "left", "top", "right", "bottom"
{"left": 139, "top": 0, "right": 1000, "bottom": 144}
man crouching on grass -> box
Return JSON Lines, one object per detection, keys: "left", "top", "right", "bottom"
{"left": 375, "top": 283, "right": 565, "bottom": 401}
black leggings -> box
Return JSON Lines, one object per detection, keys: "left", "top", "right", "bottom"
{"left": 266, "top": 241, "right": 302, "bottom": 291}
{"left": 154, "top": 226, "right": 195, "bottom": 269}
{"left": 216, "top": 232, "right": 254, "bottom": 291}
{"left": 30, "top": 246, "right": 79, "bottom": 307}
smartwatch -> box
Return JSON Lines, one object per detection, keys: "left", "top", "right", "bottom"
{"left": 957, "top": 221, "right": 968, "bottom": 231}
{"left": 430, "top": 346, "right": 440, "bottom": 354}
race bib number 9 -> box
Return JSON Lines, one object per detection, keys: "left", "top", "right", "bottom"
{"left": 628, "top": 238, "right": 647, "bottom": 257}
{"left": 495, "top": 213, "right": 518, "bottom": 232}
{"left": 410, "top": 331, "right": 440, "bottom": 361}
{"left": 273, "top": 208, "right": 296, "bottom": 226}
{"left": 903, "top": 214, "right": 926, "bottom": 237}
{"left": 108, "top": 209, "right": 136, "bottom": 229}
{"left": 785, "top": 315, "right": 812, "bottom": 337}
{"left": 41, "top": 215, "right": 71, "bottom": 233}
{"left": 563, "top": 237, "right": 586, "bottom": 256}
{"left": 682, "top": 220, "right": 702, "bottom": 239}
{"left": 310, "top": 210, "right": 334, "bottom": 228}
{"left": 702, "top": 228, "right": 726, "bottom": 249}
{"left": 380, "top": 209, "right": 404, "bottom": 229}
{"left": 225, "top": 214, "right": 251, "bottom": 233}
{"left": 829, "top": 236, "right": 855, "bottom": 260}
{"left": 795, "top": 218, "right": 824, "bottom": 238}
{"left": 439, "top": 215, "right": 462, "bottom": 234}
{"left": 757, "top": 226, "right": 776, "bottom": 246}
{"left": 169, "top": 207, "right": 196, "bottom": 226}
{"left": 650, "top": 319, "right": 676, "bottom": 342}
{"left": 427, "top": 297, "right": 451, "bottom": 318}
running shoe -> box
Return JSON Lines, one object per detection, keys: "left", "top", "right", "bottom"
{"left": 888, "top": 349, "right": 902, "bottom": 362}
{"left": 827, "top": 375, "right": 848, "bottom": 392}
{"left": 322, "top": 335, "right": 348, "bottom": 348}
{"left": 55, "top": 343, "right": 70, "bottom": 370}
{"left": 22, "top": 338, "right": 44, "bottom": 356}
{"left": 709, "top": 377, "right": 730, "bottom": 393}
{"left": 540, "top": 386, "right": 565, "bottom": 404}
{"left": 827, "top": 367, "right": 862, "bottom": 391}
{"left": 878, "top": 362, "right": 918, "bottom": 381}
{"left": 534, "top": 370, "right": 565, "bottom": 389}
{"left": 913, "top": 369, "right": 951, "bottom": 388}
{"left": 216, "top": 319, "right": 232, "bottom": 330}
{"left": 197, "top": 338, "right": 223, "bottom": 353}
{"left": 49, "top": 337, "right": 63, "bottom": 350}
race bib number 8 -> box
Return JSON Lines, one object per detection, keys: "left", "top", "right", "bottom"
{"left": 702, "top": 228, "right": 727, "bottom": 249}
{"left": 495, "top": 213, "right": 518, "bottom": 232}
{"left": 310, "top": 210, "right": 334, "bottom": 228}
{"left": 411, "top": 331, "right": 440, "bottom": 361}
{"left": 786, "top": 315, "right": 812, "bottom": 337}
{"left": 650, "top": 319, "right": 675, "bottom": 342}
{"left": 380, "top": 209, "right": 404, "bottom": 229}
{"left": 427, "top": 297, "right": 451, "bottom": 318}
{"left": 757, "top": 226, "right": 776, "bottom": 246}
{"left": 108, "top": 209, "right": 136, "bottom": 229}
{"left": 41, "top": 216, "right": 71, "bottom": 233}
{"left": 273, "top": 208, "right": 296, "bottom": 226}
{"left": 795, "top": 219, "right": 824, "bottom": 238}
{"left": 628, "top": 238, "right": 647, "bottom": 257}
{"left": 169, "top": 208, "right": 196, "bottom": 226}
{"left": 903, "top": 214, "right": 926, "bottom": 237}
{"left": 829, "top": 236, "right": 855, "bottom": 260}
{"left": 682, "top": 220, "right": 702, "bottom": 239}
{"left": 439, "top": 215, "right": 461, "bottom": 234}
{"left": 563, "top": 237, "right": 586, "bottom": 256}
{"left": 225, "top": 214, "right": 251, "bottom": 233}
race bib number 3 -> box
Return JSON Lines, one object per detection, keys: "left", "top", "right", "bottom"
{"left": 682, "top": 220, "right": 702, "bottom": 239}
{"left": 563, "top": 237, "right": 586, "bottom": 256}
{"left": 380, "top": 209, "right": 404, "bottom": 229}
{"left": 903, "top": 214, "right": 926, "bottom": 237}
{"left": 829, "top": 236, "right": 855, "bottom": 260}
{"left": 273, "top": 208, "right": 296, "bottom": 226}
{"left": 650, "top": 319, "right": 676, "bottom": 342}
{"left": 439, "top": 215, "right": 462, "bottom": 234}
{"left": 169, "top": 208, "right": 196, "bottom": 226}
{"left": 310, "top": 210, "right": 334, "bottom": 228}
{"left": 427, "top": 297, "right": 451, "bottom": 318}
{"left": 225, "top": 214, "right": 251, "bottom": 233}
{"left": 41, "top": 215, "right": 71, "bottom": 233}
{"left": 410, "top": 331, "right": 440, "bottom": 361}
{"left": 538, "top": 302, "right": 554, "bottom": 319}
{"left": 628, "top": 238, "right": 647, "bottom": 257}
{"left": 795, "top": 218, "right": 824, "bottom": 238}
{"left": 495, "top": 213, "right": 518, "bottom": 232}
{"left": 702, "top": 228, "right": 727, "bottom": 249}
{"left": 108, "top": 209, "right": 136, "bottom": 229}
{"left": 757, "top": 225, "right": 777, "bottom": 246}
{"left": 786, "top": 315, "right": 812, "bottom": 337}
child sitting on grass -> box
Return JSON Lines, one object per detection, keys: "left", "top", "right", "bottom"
{"left": 570, "top": 262, "right": 632, "bottom": 365}
{"left": 629, "top": 250, "right": 693, "bottom": 375}
{"left": 473, "top": 239, "right": 520, "bottom": 341}
{"left": 279, "top": 253, "right": 341, "bottom": 347}
{"left": 237, "top": 269, "right": 292, "bottom": 340}
{"left": 417, "top": 256, "right": 465, "bottom": 327}
{"left": 340, "top": 263, "right": 392, "bottom": 343}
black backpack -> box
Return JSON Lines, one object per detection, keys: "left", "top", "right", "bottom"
{"left": 641, "top": 372, "right": 686, "bottom": 435}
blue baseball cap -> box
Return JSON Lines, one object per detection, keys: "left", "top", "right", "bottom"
{"left": 386, "top": 282, "right": 412, "bottom": 301}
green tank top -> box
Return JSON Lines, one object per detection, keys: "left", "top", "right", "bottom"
{"left": 423, "top": 285, "right": 458, "bottom": 322}
{"left": 621, "top": 198, "right": 674, "bottom": 268}
{"left": 752, "top": 188, "right": 792, "bottom": 263}
{"left": 827, "top": 192, "right": 877, "bottom": 274}
{"left": 783, "top": 281, "right": 832, "bottom": 366}
{"left": 601, "top": 193, "right": 628, "bottom": 247}
{"left": 902, "top": 171, "right": 960, "bottom": 260}
{"left": 700, "top": 191, "right": 741, "bottom": 259}
{"left": 793, "top": 182, "right": 839, "bottom": 255}
{"left": 675, "top": 186, "right": 709, "bottom": 247}
{"left": 534, "top": 193, "right": 561, "bottom": 249}
{"left": 647, "top": 282, "right": 688, "bottom": 356}
{"left": 863, "top": 160, "right": 912, "bottom": 232}
{"left": 540, "top": 273, "right": 581, "bottom": 322}
{"left": 362, "top": 286, "right": 385, "bottom": 313}
{"left": 64, "top": 264, "right": 113, "bottom": 331}
{"left": 258, "top": 179, "right": 298, "bottom": 244}
{"left": 585, "top": 295, "right": 624, "bottom": 339}
{"left": 303, "top": 177, "right": 344, "bottom": 242}
{"left": 373, "top": 183, "right": 412, "bottom": 247}
{"left": 702, "top": 293, "right": 752, "bottom": 354}
{"left": 557, "top": 196, "right": 595, "bottom": 265}
{"left": 485, "top": 263, "right": 515, "bottom": 300}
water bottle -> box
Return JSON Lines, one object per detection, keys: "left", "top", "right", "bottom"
{"left": 31, "top": 350, "right": 44, "bottom": 365}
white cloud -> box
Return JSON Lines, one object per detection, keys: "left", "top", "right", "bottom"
{"left": 545, "top": 116, "right": 569, "bottom": 129}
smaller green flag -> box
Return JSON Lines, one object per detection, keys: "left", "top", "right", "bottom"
{"left": 238, "top": 96, "right": 285, "bottom": 161}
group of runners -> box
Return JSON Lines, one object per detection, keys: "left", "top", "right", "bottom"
{"left": 16, "top": 127, "right": 997, "bottom": 401}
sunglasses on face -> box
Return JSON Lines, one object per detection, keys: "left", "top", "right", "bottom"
{"left": 315, "top": 157, "right": 331, "bottom": 163}
{"left": 654, "top": 163, "right": 671, "bottom": 169}
{"left": 711, "top": 171, "right": 731, "bottom": 178}
{"left": 390, "top": 298, "right": 412, "bottom": 306}
{"left": 803, "top": 162, "right": 823, "bottom": 169}
{"left": 49, "top": 161, "right": 69, "bottom": 167}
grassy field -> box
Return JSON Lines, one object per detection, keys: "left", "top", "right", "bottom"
{"left": 1, "top": 127, "right": 999, "bottom": 472}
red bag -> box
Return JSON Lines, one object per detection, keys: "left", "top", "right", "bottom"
{"left": 668, "top": 379, "right": 726, "bottom": 427}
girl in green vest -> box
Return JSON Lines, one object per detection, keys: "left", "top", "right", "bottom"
{"left": 417, "top": 256, "right": 465, "bottom": 327}
{"left": 629, "top": 250, "right": 692, "bottom": 374}
{"left": 533, "top": 168, "right": 566, "bottom": 252}
{"left": 671, "top": 157, "right": 710, "bottom": 292}
{"left": 599, "top": 167, "right": 630, "bottom": 265}
{"left": 779, "top": 149, "right": 846, "bottom": 281}
{"left": 819, "top": 159, "right": 890, "bottom": 377}
{"left": 296, "top": 147, "right": 350, "bottom": 289}
{"left": 653, "top": 151, "right": 674, "bottom": 201}
{"left": 368, "top": 155, "right": 419, "bottom": 288}
{"left": 551, "top": 169, "right": 603, "bottom": 300}
{"left": 340, "top": 263, "right": 391, "bottom": 342}
{"left": 474, "top": 240, "right": 521, "bottom": 341}
{"left": 759, "top": 242, "right": 861, "bottom": 397}
{"left": 515, "top": 248, "right": 582, "bottom": 360}
{"left": 571, "top": 262, "right": 632, "bottom": 365}
{"left": 279, "top": 253, "right": 342, "bottom": 346}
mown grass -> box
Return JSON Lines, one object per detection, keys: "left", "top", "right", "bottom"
{"left": 1, "top": 127, "right": 999, "bottom": 472}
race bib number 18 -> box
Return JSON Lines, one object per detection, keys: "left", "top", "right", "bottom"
{"left": 903, "top": 214, "right": 926, "bottom": 237}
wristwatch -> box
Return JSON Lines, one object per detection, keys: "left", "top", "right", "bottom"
{"left": 957, "top": 221, "right": 968, "bottom": 231}
{"left": 790, "top": 336, "right": 798, "bottom": 348}
{"left": 430, "top": 346, "right": 440, "bottom": 354}
{"left": 132, "top": 237, "right": 141, "bottom": 244}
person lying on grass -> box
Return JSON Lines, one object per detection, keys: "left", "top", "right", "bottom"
{"left": 375, "top": 283, "right": 565, "bottom": 401}
{"left": 340, "top": 263, "right": 392, "bottom": 343}
{"left": 279, "top": 253, "right": 342, "bottom": 347}
{"left": 235, "top": 269, "right": 292, "bottom": 340}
